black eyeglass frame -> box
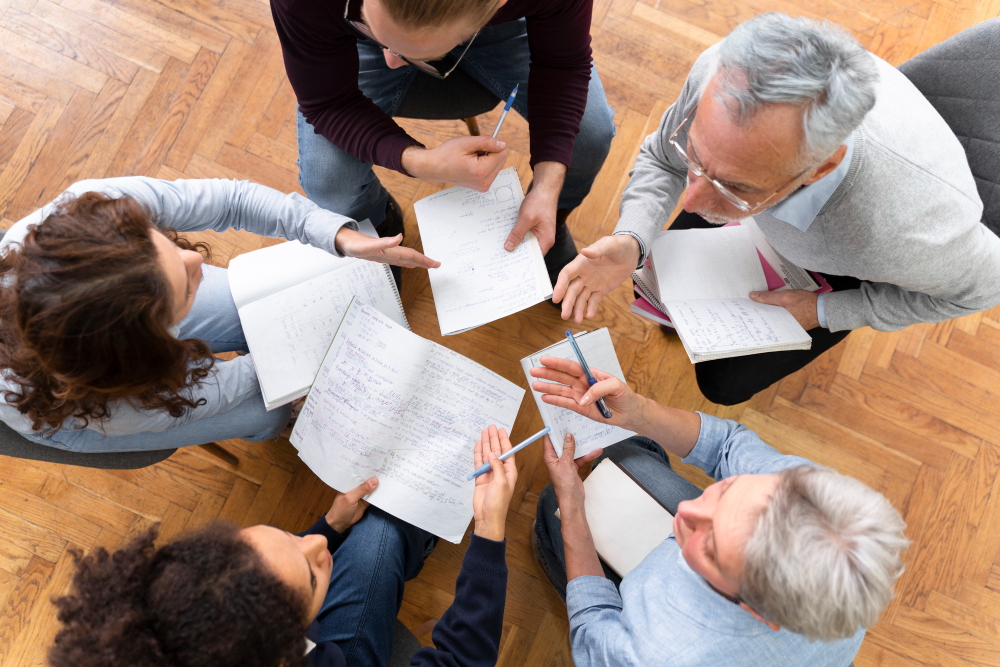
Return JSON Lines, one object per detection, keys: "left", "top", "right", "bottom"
{"left": 343, "top": 0, "right": 480, "bottom": 80}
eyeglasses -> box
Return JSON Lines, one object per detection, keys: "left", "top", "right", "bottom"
{"left": 343, "top": 0, "right": 479, "bottom": 80}
{"left": 669, "top": 106, "right": 806, "bottom": 213}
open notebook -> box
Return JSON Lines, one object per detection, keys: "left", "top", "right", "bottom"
{"left": 644, "top": 226, "right": 812, "bottom": 363}
{"left": 228, "top": 229, "right": 407, "bottom": 410}
{"left": 556, "top": 459, "right": 675, "bottom": 578}
{"left": 520, "top": 329, "right": 634, "bottom": 459}
{"left": 290, "top": 298, "right": 525, "bottom": 543}
{"left": 415, "top": 167, "right": 553, "bottom": 335}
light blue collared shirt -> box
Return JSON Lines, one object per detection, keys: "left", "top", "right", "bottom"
{"left": 767, "top": 133, "right": 855, "bottom": 328}
{"left": 566, "top": 414, "right": 866, "bottom": 667}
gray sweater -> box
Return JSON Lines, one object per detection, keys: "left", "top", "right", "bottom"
{"left": 615, "top": 48, "right": 1000, "bottom": 332}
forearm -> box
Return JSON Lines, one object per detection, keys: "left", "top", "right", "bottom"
{"left": 625, "top": 397, "right": 702, "bottom": 459}
{"left": 530, "top": 161, "right": 567, "bottom": 205}
{"left": 560, "top": 505, "right": 605, "bottom": 581}
{"left": 825, "top": 282, "right": 1000, "bottom": 332}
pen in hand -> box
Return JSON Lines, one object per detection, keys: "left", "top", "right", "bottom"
{"left": 478, "top": 84, "right": 518, "bottom": 156}
{"left": 468, "top": 426, "right": 549, "bottom": 481}
{"left": 565, "top": 330, "right": 613, "bottom": 419}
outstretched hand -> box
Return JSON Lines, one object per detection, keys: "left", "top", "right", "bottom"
{"left": 553, "top": 234, "right": 640, "bottom": 323}
{"left": 325, "top": 477, "right": 378, "bottom": 533}
{"left": 334, "top": 227, "right": 440, "bottom": 269}
{"left": 472, "top": 425, "right": 518, "bottom": 541}
{"left": 530, "top": 357, "right": 644, "bottom": 431}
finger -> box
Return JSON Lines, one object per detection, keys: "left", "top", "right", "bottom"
{"left": 488, "top": 424, "right": 503, "bottom": 460}
{"left": 541, "top": 394, "right": 591, "bottom": 414}
{"left": 472, "top": 136, "right": 506, "bottom": 154}
{"left": 572, "top": 286, "right": 592, "bottom": 324}
{"left": 562, "top": 433, "right": 577, "bottom": 461}
{"left": 749, "top": 290, "right": 778, "bottom": 305}
{"left": 487, "top": 446, "right": 507, "bottom": 485}
{"left": 345, "top": 477, "right": 378, "bottom": 503}
{"left": 530, "top": 366, "right": 587, "bottom": 390}
{"left": 378, "top": 245, "right": 441, "bottom": 269}
{"left": 531, "top": 380, "right": 580, "bottom": 400}
{"left": 538, "top": 356, "right": 586, "bottom": 377}
{"left": 504, "top": 214, "right": 534, "bottom": 252}
{"left": 542, "top": 435, "right": 559, "bottom": 464}
{"left": 561, "top": 277, "right": 587, "bottom": 321}
{"left": 586, "top": 290, "right": 603, "bottom": 320}
{"left": 576, "top": 448, "right": 603, "bottom": 469}
{"left": 474, "top": 438, "right": 484, "bottom": 469}
{"left": 579, "top": 377, "right": 623, "bottom": 406}
{"left": 497, "top": 427, "right": 513, "bottom": 454}
{"left": 552, "top": 255, "right": 583, "bottom": 303}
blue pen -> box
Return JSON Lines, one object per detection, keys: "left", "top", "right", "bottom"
{"left": 491, "top": 84, "right": 518, "bottom": 139}
{"left": 467, "top": 426, "right": 550, "bottom": 481}
{"left": 565, "top": 331, "right": 613, "bottom": 419}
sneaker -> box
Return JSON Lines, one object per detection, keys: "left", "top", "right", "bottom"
{"left": 375, "top": 195, "right": 404, "bottom": 290}
{"left": 545, "top": 209, "right": 578, "bottom": 307}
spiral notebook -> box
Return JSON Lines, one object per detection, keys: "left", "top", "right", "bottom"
{"left": 228, "top": 225, "right": 408, "bottom": 409}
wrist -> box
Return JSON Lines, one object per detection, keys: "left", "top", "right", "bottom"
{"left": 626, "top": 394, "right": 652, "bottom": 434}
{"left": 474, "top": 519, "right": 505, "bottom": 541}
{"left": 324, "top": 514, "right": 348, "bottom": 533}
{"left": 401, "top": 145, "right": 430, "bottom": 179}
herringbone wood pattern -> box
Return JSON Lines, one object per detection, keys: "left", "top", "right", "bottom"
{"left": 0, "top": 0, "right": 998, "bottom": 664}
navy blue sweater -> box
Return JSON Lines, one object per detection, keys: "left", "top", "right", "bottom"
{"left": 299, "top": 517, "right": 508, "bottom": 667}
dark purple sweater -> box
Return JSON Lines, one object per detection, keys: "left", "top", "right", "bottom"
{"left": 300, "top": 517, "right": 508, "bottom": 667}
{"left": 270, "top": 0, "right": 594, "bottom": 173}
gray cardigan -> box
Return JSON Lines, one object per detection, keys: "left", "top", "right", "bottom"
{"left": 615, "top": 48, "right": 1000, "bottom": 332}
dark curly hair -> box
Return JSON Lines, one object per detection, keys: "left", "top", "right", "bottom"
{"left": 49, "top": 523, "right": 310, "bottom": 667}
{"left": 0, "top": 191, "right": 217, "bottom": 433}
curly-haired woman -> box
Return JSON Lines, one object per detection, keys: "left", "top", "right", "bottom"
{"left": 0, "top": 176, "right": 436, "bottom": 452}
{"left": 49, "top": 425, "right": 516, "bottom": 667}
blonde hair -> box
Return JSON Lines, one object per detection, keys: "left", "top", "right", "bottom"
{"left": 379, "top": 0, "right": 503, "bottom": 29}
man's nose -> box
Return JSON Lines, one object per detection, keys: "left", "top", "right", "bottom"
{"left": 383, "top": 49, "right": 408, "bottom": 69}
{"left": 682, "top": 171, "right": 717, "bottom": 213}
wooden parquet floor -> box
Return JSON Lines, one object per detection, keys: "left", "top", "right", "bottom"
{"left": 0, "top": 0, "right": 998, "bottom": 664}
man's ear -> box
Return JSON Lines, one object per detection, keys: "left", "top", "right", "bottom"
{"left": 739, "top": 602, "right": 781, "bottom": 632}
{"left": 802, "top": 144, "right": 848, "bottom": 186}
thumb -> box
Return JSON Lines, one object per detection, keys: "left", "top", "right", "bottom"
{"left": 346, "top": 477, "right": 378, "bottom": 503}
{"left": 473, "top": 136, "right": 506, "bottom": 154}
{"left": 749, "top": 290, "right": 777, "bottom": 305}
{"left": 504, "top": 214, "right": 533, "bottom": 251}
{"left": 562, "top": 433, "right": 577, "bottom": 461}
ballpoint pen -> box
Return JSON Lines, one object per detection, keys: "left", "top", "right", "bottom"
{"left": 491, "top": 84, "right": 518, "bottom": 139}
{"left": 565, "top": 331, "right": 614, "bottom": 419}
{"left": 467, "top": 426, "right": 550, "bottom": 481}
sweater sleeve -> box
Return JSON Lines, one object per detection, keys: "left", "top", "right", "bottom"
{"left": 409, "top": 535, "right": 508, "bottom": 667}
{"left": 270, "top": 0, "right": 418, "bottom": 173}
{"left": 299, "top": 515, "right": 349, "bottom": 554}
{"left": 521, "top": 0, "right": 594, "bottom": 168}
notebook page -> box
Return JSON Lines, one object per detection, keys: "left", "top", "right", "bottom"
{"left": 291, "top": 300, "right": 525, "bottom": 543}
{"left": 652, "top": 226, "right": 767, "bottom": 302}
{"left": 583, "top": 460, "right": 674, "bottom": 578}
{"left": 371, "top": 342, "right": 524, "bottom": 542}
{"left": 737, "top": 218, "right": 820, "bottom": 291}
{"left": 241, "top": 261, "right": 408, "bottom": 408}
{"left": 667, "top": 298, "right": 811, "bottom": 362}
{"left": 290, "top": 300, "right": 428, "bottom": 492}
{"left": 415, "top": 168, "right": 553, "bottom": 335}
{"left": 521, "top": 329, "right": 634, "bottom": 459}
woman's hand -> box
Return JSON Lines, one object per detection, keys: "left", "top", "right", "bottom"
{"left": 472, "top": 425, "right": 518, "bottom": 542}
{"left": 542, "top": 433, "right": 602, "bottom": 510}
{"left": 325, "top": 477, "right": 378, "bottom": 533}
{"left": 530, "top": 357, "right": 647, "bottom": 432}
{"left": 334, "top": 227, "right": 441, "bottom": 269}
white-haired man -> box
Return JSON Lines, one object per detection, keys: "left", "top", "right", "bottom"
{"left": 529, "top": 356, "right": 909, "bottom": 666}
{"left": 554, "top": 13, "right": 1000, "bottom": 405}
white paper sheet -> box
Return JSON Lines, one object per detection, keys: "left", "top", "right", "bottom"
{"left": 291, "top": 300, "right": 525, "bottom": 542}
{"left": 652, "top": 226, "right": 768, "bottom": 302}
{"left": 415, "top": 168, "right": 553, "bottom": 335}
{"left": 521, "top": 329, "right": 634, "bottom": 458}
{"left": 738, "top": 218, "right": 820, "bottom": 292}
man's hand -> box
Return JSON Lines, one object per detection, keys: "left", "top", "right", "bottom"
{"left": 334, "top": 227, "right": 441, "bottom": 269}
{"left": 400, "top": 136, "right": 507, "bottom": 191}
{"left": 504, "top": 162, "right": 566, "bottom": 254}
{"left": 530, "top": 357, "right": 646, "bottom": 432}
{"left": 554, "top": 235, "right": 640, "bottom": 323}
{"left": 750, "top": 289, "right": 820, "bottom": 330}
{"left": 472, "top": 425, "right": 518, "bottom": 542}
{"left": 325, "top": 478, "right": 377, "bottom": 533}
{"left": 542, "top": 433, "right": 603, "bottom": 510}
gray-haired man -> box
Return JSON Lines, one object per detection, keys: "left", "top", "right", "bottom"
{"left": 553, "top": 13, "right": 1000, "bottom": 404}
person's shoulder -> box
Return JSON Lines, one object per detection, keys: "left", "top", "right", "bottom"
{"left": 272, "top": 0, "right": 345, "bottom": 26}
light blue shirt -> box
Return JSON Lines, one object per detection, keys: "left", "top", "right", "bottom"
{"left": 566, "top": 414, "right": 866, "bottom": 667}
{"left": 768, "top": 133, "right": 855, "bottom": 328}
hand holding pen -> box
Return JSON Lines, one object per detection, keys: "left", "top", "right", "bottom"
{"left": 529, "top": 356, "right": 643, "bottom": 432}
{"left": 478, "top": 84, "right": 518, "bottom": 157}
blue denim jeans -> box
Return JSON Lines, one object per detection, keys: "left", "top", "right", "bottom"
{"left": 297, "top": 18, "right": 617, "bottom": 224}
{"left": 534, "top": 436, "right": 704, "bottom": 600}
{"left": 310, "top": 508, "right": 436, "bottom": 667}
{"left": 20, "top": 265, "right": 292, "bottom": 452}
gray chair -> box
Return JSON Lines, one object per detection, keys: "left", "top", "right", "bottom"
{"left": 389, "top": 618, "right": 423, "bottom": 667}
{"left": 394, "top": 68, "right": 502, "bottom": 136}
{"left": 0, "top": 420, "right": 176, "bottom": 469}
{"left": 899, "top": 17, "right": 1000, "bottom": 234}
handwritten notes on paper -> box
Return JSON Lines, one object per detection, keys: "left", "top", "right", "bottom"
{"left": 228, "top": 241, "right": 407, "bottom": 409}
{"left": 521, "top": 329, "right": 634, "bottom": 459}
{"left": 667, "top": 298, "right": 810, "bottom": 359}
{"left": 415, "top": 167, "right": 553, "bottom": 335}
{"left": 290, "top": 299, "right": 525, "bottom": 542}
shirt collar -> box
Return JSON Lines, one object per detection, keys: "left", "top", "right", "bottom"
{"left": 766, "top": 131, "right": 855, "bottom": 231}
